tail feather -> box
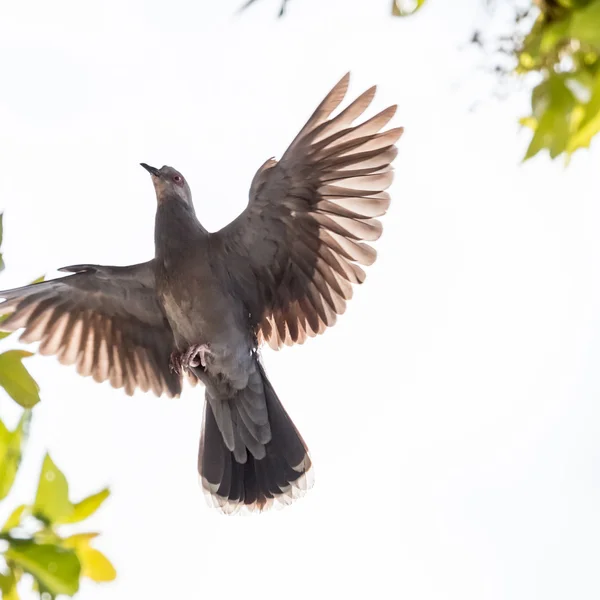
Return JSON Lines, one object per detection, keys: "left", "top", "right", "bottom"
{"left": 198, "top": 360, "right": 312, "bottom": 513}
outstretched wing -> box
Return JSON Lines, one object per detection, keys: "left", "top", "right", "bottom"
{"left": 0, "top": 261, "right": 182, "bottom": 397}
{"left": 215, "top": 73, "right": 402, "bottom": 349}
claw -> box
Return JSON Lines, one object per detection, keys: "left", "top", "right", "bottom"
{"left": 186, "top": 343, "right": 212, "bottom": 369}
{"left": 170, "top": 344, "right": 212, "bottom": 375}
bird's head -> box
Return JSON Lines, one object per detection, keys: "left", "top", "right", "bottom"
{"left": 140, "top": 163, "right": 192, "bottom": 206}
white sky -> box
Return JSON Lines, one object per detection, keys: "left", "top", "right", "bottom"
{"left": 1, "top": 0, "right": 600, "bottom": 598}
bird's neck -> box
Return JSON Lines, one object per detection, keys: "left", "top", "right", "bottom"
{"left": 154, "top": 199, "right": 208, "bottom": 260}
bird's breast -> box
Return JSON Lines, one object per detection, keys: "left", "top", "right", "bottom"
{"left": 157, "top": 256, "right": 243, "bottom": 349}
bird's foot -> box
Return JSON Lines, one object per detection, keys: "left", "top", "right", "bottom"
{"left": 170, "top": 344, "right": 213, "bottom": 375}
{"left": 184, "top": 343, "right": 212, "bottom": 369}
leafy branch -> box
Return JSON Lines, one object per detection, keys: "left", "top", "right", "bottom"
{"left": 240, "top": 0, "right": 600, "bottom": 162}
{"left": 0, "top": 214, "right": 115, "bottom": 598}
{"left": 0, "top": 453, "right": 115, "bottom": 599}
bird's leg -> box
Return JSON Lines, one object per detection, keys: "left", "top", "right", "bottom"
{"left": 182, "top": 343, "right": 213, "bottom": 370}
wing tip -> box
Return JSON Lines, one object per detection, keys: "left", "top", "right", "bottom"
{"left": 339, "top": 71, "right": 351, "bottom": 88}
{"left": 327, "top": 71, "right": 351, "bottom": 111}
{"left": 363, "top": 85, "right": 377, "bottom": 104}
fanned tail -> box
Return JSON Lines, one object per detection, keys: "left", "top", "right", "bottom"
{"left": 198, "top": 359, "right": 312, "bottom": 513}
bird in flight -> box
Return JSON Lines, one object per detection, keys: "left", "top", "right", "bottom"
{"left": 0, "top": 73, "right": 402, "bottom": 513}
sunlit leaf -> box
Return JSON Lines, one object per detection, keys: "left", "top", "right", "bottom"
{"left": 63, "top": 533, "right": 116, "bottom": 582}
{"left": 519, "top": 116, "right": 537, "bottom": 129}
{"left": 0, "top": 350, "right": 40, "bottom": 408}
{"left": 79, "top": 547, "right": 116, "bottom": 582}
{"left": 392, "top": 0, "right": 426, "bottom": 17}
{"left": 516, "top": 0, "right": 600, "bottom": 159}
{"left": 565, "top": 71, "right": 594, "bottom": 103}
{"left": 5, "top": 542, "right": 80, "bottom": 597}
{"left": 567, "top": 70, "right": 600, "bottom": 151}
{"left": 61, "top": 488, "right": 110, "bottom": 525}
{"left": 524, "top": 75, "right": 577, "bottom": 160}
{"left": 29, "top": 274, "right": 45, "bottom": 285}
{"left": 519, "top": 52, "right": 536, "bottom": 70}
{"left": 541, "top": 18, "right": 570, "bottom": 53}
{"left": 33, "top": 454, "right": 74, "bottom": 524}
{"left": 0, "top": 570, "right": 20, "bottom": 600}
{"left": 569, "top": 0, "right": 600, "bottom": 48}
{"left": 2, "top": 504, "right": 27, "bottom": 532}
{"left": 0, "top": 411, "right": 31, "bottom": 500}
{"left": 517, "top": 21, "right": 544, "bottom": 74}
{"left": 62, "top": 532, "right": 98, "bottom": 544}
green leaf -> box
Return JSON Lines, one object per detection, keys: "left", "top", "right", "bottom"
{"left": 0, "top": 411, "right": 31, "bottom": 500}
{"left": 517, "top": 21, "right": 544, "bottom": 73}
{"left": 570, "top": 0, "right": 600, "bottom": 49}
{"left": 5, "top": 542, "right": 80, "bottom": 597}
{"left": 0, "top": 570, "right": 20, "bottom": 600}
{"left": 61, "top": 488, "right": 110, "bottom": 525}
{"left": 29, "top": 274, "right": 45, "bottom": 285}
{"left": 79, "top": 547, "right": 116, "bottom": 582}
{"left": 63, "top": 533, "right": 116, "bottom": 582}
{"left": 540, "top": 18, "right": 570, "bottom": 53}
{"left": 0, "top": 350, "right": 40, "bottom": 408}
{"left": 2, "top": 504, "right": 27, "bottom": 532}
{"left": 33, "top": 454, "right": 74, "bottom": 524}
{"left": 567, "top": 70, "right": 600, "bottom": 151}
{"left": 523, "top": 75, "right": 577, "bottom": 160}
{"left": 519, "top": 116, "right": 537, "bottom": 130}
{"left": 392, "top": 0, "right": 426, "bottom": 17}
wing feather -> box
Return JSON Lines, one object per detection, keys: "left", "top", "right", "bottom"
{"left": 217, "top": 73, "right": 401, "bottom": 348}
{"left": 0, "top": 261, "right": 181, "bottom": 397}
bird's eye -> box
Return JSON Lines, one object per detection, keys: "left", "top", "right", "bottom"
{"left": 173, "top": 175, "right": 183, "bottom": 185}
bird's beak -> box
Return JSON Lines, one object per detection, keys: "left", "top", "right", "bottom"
{"left": 140, "top": 163, "right": 160, "bottom": 177}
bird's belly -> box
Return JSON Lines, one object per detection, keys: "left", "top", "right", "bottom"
{"left": 160, "top": 282, "right": 247, "bottom": 346}
{"left": 161, "top": 291, "right": 203, "bottom": 346}
{"left": 161, "top": 285, "right": 253, "bottom": 388}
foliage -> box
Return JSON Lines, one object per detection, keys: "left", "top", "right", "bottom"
{"left": 0, "top": 351, "right": 40, "bottom": 409}
{"left": 0, "top": 452, "right": 114, "bottom": 599}
{"left": 243, "top": 0, "right": 600, "bottom": 162}
{"left": 515, "top": 0, "right": 600, "bottom": 161}
{"left": 399, "top": 0, "right": 600, "bottom": 161}
{"left": 0, "top": 215, "right": 115, "bottom": 598}
{"left": 392, "top": 0, "right": 427, "bottom": 17}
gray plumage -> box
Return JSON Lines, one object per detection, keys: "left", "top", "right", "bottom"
{"left": 0, "top": 73, "right": 402, "bottom": 513}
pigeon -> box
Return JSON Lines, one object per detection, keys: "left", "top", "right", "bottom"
{"left": 0, "top": 73, "right": 402, "bottom": 513}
